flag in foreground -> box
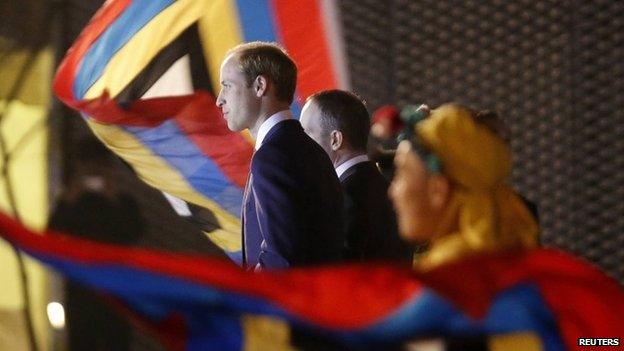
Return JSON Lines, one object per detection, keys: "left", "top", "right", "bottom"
{"left": 1, "top": 213, "right": 623, "bottom": 350}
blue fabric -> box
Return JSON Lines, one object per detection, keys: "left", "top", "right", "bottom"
{"left": 36, "top": 251, "right": 566, "bottom": 350}
{"left": 235, "top": 0, "right": 278, "bottom": 43}
{"left": 125, "top": 120, "right": 244, "bottom": 219}
{"left": 318, "top": 285, "right": 565, "bottom": 351}
{"left": 226, "top": 250, "right": 243, "bottom": 266}
{"left": 0, "top": 213, "right": 578, "bottom": 351}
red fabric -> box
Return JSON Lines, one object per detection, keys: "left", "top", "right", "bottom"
{"left": 0, "top": 213, "right": 419, "bottom": 329}
{"left": 68, "top": 91, "right": 200, "bottom": 126}
{"left": 421, "top": 251, "right": 624, "bottom": 350}
{"left": 372, "top": 105, "right": 403, "bottom": 134}
{"left": 79, "top": 91, "right": 252, "bottom": 188}
{"left": 2, "top": 212, "right": 622, "bottom": 344}
{"left": 171, "top": 94, "right": 252, "bottom": 188}
{"left": 271, "top": 0, "right": 338, "bottom": 102}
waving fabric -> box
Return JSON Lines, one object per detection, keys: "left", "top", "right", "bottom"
{"left": 2, "top": 213, "right": 624, "bottom": 350}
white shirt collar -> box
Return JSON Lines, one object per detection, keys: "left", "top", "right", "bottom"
{"left": 255, "top": 110, "right": 292, "bottom": 150}
{"left": 335, "top": 154, "right": 369, "bottom": 178}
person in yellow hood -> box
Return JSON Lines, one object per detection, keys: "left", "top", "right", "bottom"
{"left": 389, "top": 103, "right": 539, "bottom": 270}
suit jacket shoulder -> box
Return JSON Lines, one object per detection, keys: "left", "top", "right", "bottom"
{"left": 340, "top": 161, "right": 412, "bottom": 263}
{"left": 244, "top": 119, "right": 345, "bottom": 269}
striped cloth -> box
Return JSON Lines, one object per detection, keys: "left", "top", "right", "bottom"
{"left": 2, "top": 213, "right": 624, "bottom": 350}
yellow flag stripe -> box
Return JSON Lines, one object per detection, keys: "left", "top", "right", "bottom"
{"left": 84, "top": 0, "right": 209, "bottom": 99}
{"left": 86, "top": 119, "right": 241, "bottom": 251}
{"left": 198, "top": 0, "right": 244, "bottom": 94}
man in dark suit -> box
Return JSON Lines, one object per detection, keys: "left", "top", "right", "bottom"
{"left": 216, "top": 42, "right": 344, "bottom": 270}
{"left": 300, "top": 90, "right": 411, "bottom": 262}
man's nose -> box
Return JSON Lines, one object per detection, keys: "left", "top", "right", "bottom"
{"left": 216, "top": 92, "right": 224, "bottom": 107}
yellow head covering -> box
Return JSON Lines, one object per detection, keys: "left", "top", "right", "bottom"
{"left": 415, "top": 104, "right": 538, "bottom": 269}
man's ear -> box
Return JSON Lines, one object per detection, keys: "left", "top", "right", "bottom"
{"left": 330, "top": 130, "right": 343, "bottom": 151}
{"left": 427, "top": 174, "right": 451, "bottom": 211}
{"left": 254, "top": 75, "right": 268, "bottom": 97}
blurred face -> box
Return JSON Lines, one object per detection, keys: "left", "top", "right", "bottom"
{"left": 370, "top": 118, "right": 393, "bottom": 140}
{"left": 300, "top": 100, "right": 333, "bottom": 156}
{"left": 216, "top": 54, "right": 261, "bottom": 132}
{"left": 389, "top": 141, "right": 444, "bottom": 242}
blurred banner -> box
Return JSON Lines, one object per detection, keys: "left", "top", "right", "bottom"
{"left": 0, "top": 40, "right": 52, "bottom": 350}
{"left": 1, "top": 213, "right": 624, "bottom": 350}
{"left": 53, "top": 0, "right": 349, "bottom": 263}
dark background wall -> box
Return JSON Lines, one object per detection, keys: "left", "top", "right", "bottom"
{"left": 341, "top": 0, "right": 623, "bottom": 284}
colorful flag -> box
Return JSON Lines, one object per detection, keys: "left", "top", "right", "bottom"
{"left": 1, "top": 213, "right": 623, "bottom": 350}
{"left": 53, "top": 0, "right": 348, "bottom": 262}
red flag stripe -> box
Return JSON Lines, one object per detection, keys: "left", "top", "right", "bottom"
{"left": 271, "top": 0, "right": 338, "bottom": 101}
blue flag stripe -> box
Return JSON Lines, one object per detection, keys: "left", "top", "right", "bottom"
{"left": 125, "top": 120, "right": 244, "bottom": 219}
{"left": 74, "top": 0, "right": 175, "bottom": 98}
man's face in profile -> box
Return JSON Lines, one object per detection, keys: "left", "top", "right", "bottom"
{"left": 216, "top": 54, "right": 260, "bottom": 132}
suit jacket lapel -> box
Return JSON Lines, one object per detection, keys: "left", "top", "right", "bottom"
{"left": 241, "top": 173, "right": 253, "bottom": 268}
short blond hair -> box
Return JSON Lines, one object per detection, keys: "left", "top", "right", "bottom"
{"left": 228, "top": 42, "right": 297, "bottom": 104}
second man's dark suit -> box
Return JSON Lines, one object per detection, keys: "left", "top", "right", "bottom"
{"left": 339, "top": 161, "right": 412, "bottom": 262}
{"left": 243, "top": 119, "right": 345, "bottom": 269}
